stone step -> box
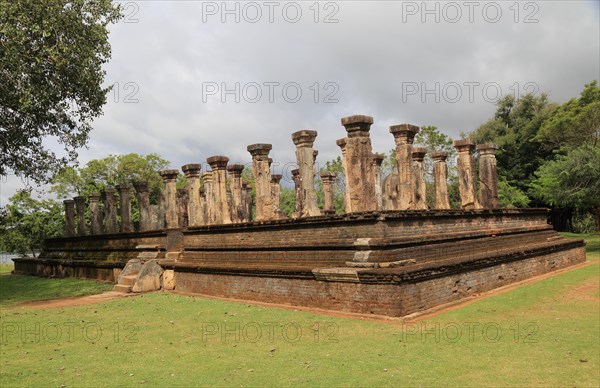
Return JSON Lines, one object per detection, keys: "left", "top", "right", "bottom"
{"left": 113, "top": 284, "right": 132, "bottom": 293}
{"left": 120, "top": 274, "right": 138, "bottom": 286}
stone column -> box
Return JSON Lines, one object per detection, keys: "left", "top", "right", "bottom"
{"left": 477, "top": 143, "right": 500, "bottom": 208}
{"left": 335, "top": 138, "right": 350, "bottom": 213}
{"left": 182, "top": 164, "right": 202, "bottom": 227}
{"left": 202, "top": 171, "right": 214, "bottom": 224}
{"left": 101, "top": 188, "right": 118, "bottom": 234}
{"left": 389, "top": 123, "right": 420, "bottom": 210}
{"left": 132, "top": 181, "right": 151, "bottom": 231}
{"left": 291, "top": 169, "right": 302, "bottom": 218}
{"left": 372, "top": 153, "right": 385, "bottom": 211}
{"left": 177, "top": 188, "right": 189, "bottom": 228}
{"left": 453, "top": 139, "right": 481, "bottom": 210}
{"left": 63, "top": 199, "right": 76, "bottom": 237}
{"left": 247, "top": 144, "right": 276, "bottom": 221}
{"left": 116, "top": 184, "right": 134, "bottom": 233}
{"left": 320, "top": 172, "right": 337, "bottom": 215}
{"left": 199, "top": 188, "right": 207, "bottom": 225}
{"left": 242, "top": 182, "right": 253, "bottom": 222}
{"left": 88, "top": 192, "right": 102, "bottom": 235}
{"left": 270, "top": 174, "right": 283, "bottom": 212}
{"left": 411, "top": 147, "right": 428, "bottom": 210}
{"left": 431, "top": 152, "right": 451, "bottom": 210}
{"left": 207, "top": 156, "right": 232, "bottom": 225}
{"left": 226, "top": 164, "right": 245, "bottom": 223}
{"left": 291, "top": 130, "right": 320, "bottom": 217}
{"left": 160, "top": 170, "right": 179, "bottom": 229}
{"left": 340, "top": 115, "right": 377, "bottom": 213}
{"left": 73, "top": 196, "right": 86, "bottom": 236}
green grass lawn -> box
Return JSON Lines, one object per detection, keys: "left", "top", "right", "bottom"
{"left": 0, "top": 234, "right": 598, "bottom": 387}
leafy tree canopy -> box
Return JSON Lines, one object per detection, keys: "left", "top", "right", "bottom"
{"left": 0, "top": 0, "right": 122, "bottom": 183}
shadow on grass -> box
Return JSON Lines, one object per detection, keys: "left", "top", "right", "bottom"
{"left": 0, "top": 273, "right": 114, "bottom": 309}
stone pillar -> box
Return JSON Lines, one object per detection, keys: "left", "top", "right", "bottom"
{"left": 389, "top": 123, "right": 420, "bottom": 210}
{"left": 320, "top": 172, "right": 337, "bottom": 215}
{"left": 242, "top": 182, "right": 253, "bottom": 222}
{"left": 227, "top": 164, "right": 245, "bottom": 223}
{"left": 198, "top": 188, "right": 207, "bottom": 225}
{"left": 101, "top": 188, "right": 118, "bottom": 234}
{"left": 270, "top": 174, "right": 283, "bottom": 211}
{"left": 431, "top": 152, "right": 451, "bottom": 210}
{"left": 453, "top": 139, "right": 481, "bottom": 210}
{"left": 207, "top": 156, "right": 232, "bottom": 225}
{"left": 291, "top": 130, "right": 320, "bottom": 217}
{"left": 160, "top": 170, "right": 179, "bottom": 229}
{"left": 411, "top": 147, "right": 428, "bottom": 210}
{"left": 247, "top": 144, "right": 276, "bottom": 221}
{"left": 177, "top": 188, "right": 189, "bottom": 228}
{"left": 63, "top": 199, "right": 76, "bottom": 237}
{"left": 335, "top": 138, "right": 350, "bottom": 213}
{"left": 340, "top": 115, "right": 377, "bottom": 212}
{"left": 372, "top": 153, "right": 385, "bottom": 211}
{"left": 291, "top": 169, "right": 302, "bottom": 218}
{"left": 132, "top": 181, "right": 151, "bottom": 231}
{"left": 88, "top": 192, "right": 102, "bottom": 235}
{"left": 202, "top": 172, "right": 214, "bottom": 224}
{"left": 73, "top": 196, "right": 86, "bottom": 236}
{"left": 116, "top": 184, "right": 134, "bottom": 233}
{"left": 477, "top": 143, "right": 500, "bottom": 208}
{"left": 182, "top": 164, "right": 202, "bottom": 227}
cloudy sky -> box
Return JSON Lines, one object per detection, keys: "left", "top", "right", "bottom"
{"left": 2, "top": 0, "right": 599, "bottom": 204}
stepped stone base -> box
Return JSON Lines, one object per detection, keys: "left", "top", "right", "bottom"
{"left": 12, "top": 209, "right": 586, "bottom": 317}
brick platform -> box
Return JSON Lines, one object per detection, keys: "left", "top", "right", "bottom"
{"left": 13, "top": 209, "right": 586, "bottom": 317}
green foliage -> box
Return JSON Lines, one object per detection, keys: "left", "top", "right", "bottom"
{"left": 497, "top": 176, "right": 530, "bottom": 208}
{"left": 530, "top": 144, "right": 600, "bottom": 210}
{"left": 51, "top": 153, "right": 170, "bottom": 203}
{"left": 414, "top": 125, "right": 457, "bottom": 182}
{"left": 279, "top": 187, "right": 296, "bottom": 217}
{"left": 320, "top": 156, "right": 346, "bottom": 214}
{"left": 0, "top": 0, "right": 122, "bottom": 183}
{"left": 536, "top": 81, "right": 600, "bottom": 150}
{"left": 0, "top": 191, "right": 63, "bottom": 256}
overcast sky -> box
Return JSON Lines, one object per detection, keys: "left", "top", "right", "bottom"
{"left": 2, "top": 0, "right": 599, "bottom": 204}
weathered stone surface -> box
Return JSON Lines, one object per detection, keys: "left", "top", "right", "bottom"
{"left": 389, "top": 123, "right": 420, "bottom": 210}
{"left": 320, "top": 172, "right": 337, "bottom": 215}
{"left": 379, "top": 259, "right": 417, "bottom": 268}
{"left": 382, "top": 173, "right": 400, "bottom": 210}
{"left": 160, "top": 170, "right": 180, "bottom": 229}
{"left": 63, "top": 199, "right": 76, "bottom": 237}
{"left": 270, "top": 174, "right": 286, "bottom": 219}
{"left": 133, "top": 181, "right": 152, "bottom": 231}
{"left": 182, "top": 164, "right": 202, "bottom": 226}
{"left": 373, "top": 153, "right": 385, "bottom": 211}
{"left": 116, "top": 184, "right": 134, "bottom": 233}
{"left": 162, "top": 269, "right": 175, "bottom": 290}
{"left": 411, "top": 147, "right": 428, "bottom": 210}
{"left": 73, "top": 196, "right": 87, "bottom": 236}
{"left": 340, "top": 115, "right": 377, "bottom": 212}
{"left": 131, "top": 259, "right": 164, "bottom": 292}
{"left": 88, "top": 193, "right": 102, "bottom": 235}
{"left": 207, "top": 155, "right": 232, "bottom": 224}
{"left": 477, "top": 143, "right": 500, "bottom": 208}
{"left": 118, "top": 258, "right": 142, "bottom": 284}
{"left": 202, "top": 171, "right": 214, "bottom": 224}
{"left": 291, "top": 168, "right": 302, "bottom": 218}
{"left": 292, "top": 130, "right": 320, "bottom": 217}
{"left": 177, "top": 188, "right": 189, "bottom": 228}
{"left": 454, "top": 139, "right": 481, "bottom": 209}
{"left": 335, "top": 138, "right": 351, "bottom": 213}
{"left": 431, "top": 152, "right": 451, "bottom": 209}
{"left": 101, "top": 188, "right": 118, "bottom": 234}
{"left": 242, "top": 182, "right": 253, "bottom": 222}
{"left": 227, "top": 164, "right": 245, "bottom": 223}
{"left": 247, "top": 144, "right": 277, "bottom": 221}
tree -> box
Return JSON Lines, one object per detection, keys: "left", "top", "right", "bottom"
{"left": 51, "top": 153, "right": 171, "bottom": 202}
{"left": 0, "top": 0, "right": 122, "bottom": 183}
{"left": 530, "top": 145, "right": 600, "bottom": 231}
{"left": 0, "top": 191, "right": 64, "bottom": 256}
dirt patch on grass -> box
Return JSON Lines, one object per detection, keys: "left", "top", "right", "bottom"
{"left": 19, "top": 291, "right": 137, "bottom": 309}
{"left": 566, "top": 277, "right": 600, "bottom": 302}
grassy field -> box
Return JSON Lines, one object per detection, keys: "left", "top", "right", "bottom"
{"left": 0, "top": 233, "right": 598, "bottom": 387}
